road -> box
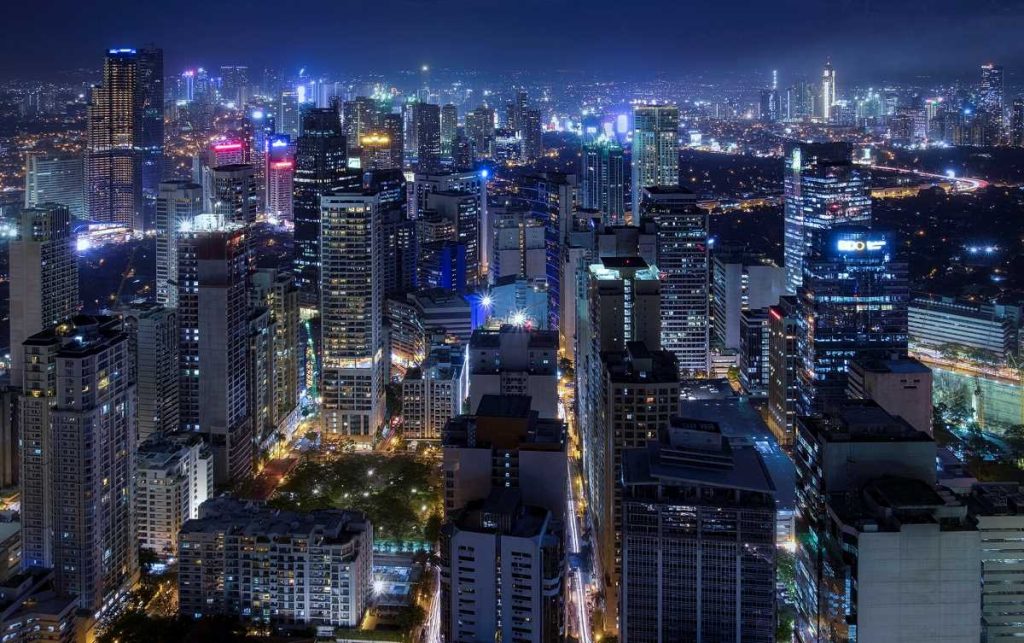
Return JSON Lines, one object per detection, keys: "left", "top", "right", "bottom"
{"left": 423, "top": 568, "right": 441, "bottom": 643}
{"left": 870, "top": 164, "right": 989, "bottom": 192}
{"left": 566, "top": 461, "right": 594, "bottom": 643}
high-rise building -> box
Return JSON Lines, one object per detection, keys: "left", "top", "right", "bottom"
{"left": 136, "top": 433, "right": 212, "bottom": 557}
{"left": 981, "top": 63, "right": 1005, "bottom": 118}
{"left": 381, "top": 113, "right": 405, "bottom": 169}
{"left": 783, "top": 141, "right": 871, "bottom": 292}
{"left": 293, "top": 107, "right": 351, "bottom": 307}
{"left": 155, "top": 180, "right": 202, "bottom": 307}
{"left": 465, "top": 106, "right": 496, "bottom": 158}
{"left": 711, "top": 252, "right": 786, "bottom": 350}
{"left": 320, "top": 190, "right": 387, "bottom": 440}
{"left": 640, "top": 187, "right": 709, "bottom": 375}
{"left": 176, "top": 215, "right": 253, "bottom": 484}
{"left": 251, "top": 269, "right": 301, "bottom": 431}
{"left": 118, "top": 303, "right": 179, "bottom": 440}
{"left": 426, "top": 190, "right": 482, "bottom": 286}
{"left": 440, "top": 489, "right": 565, "bottom": 643}
{"left": 620, "top": 419, "right": 776, "bottom": 642}
{"left": 580, "top": 138, "right": 625, "bottom": 225}
{"left": 467, "top": 327, "right": 558, "bottom": 417}
{"left": 137, "top": 45, "right": 164, "bottom": 229}
{"left": 342, "top": 97, "right": 381, "bottom": 157}
{"left": 794, "top": 401, "right": 980, "bottom": 642}
{"left": 20, "top": 315, "right": 138, "bottom": 612}
{"left": 210, "top": 163, "right": 258, "bottom": 228}
{"left": 218, "top": 65, "right": 249, "bottom": 106}
{"left": 440, "top": 103, "right": 457, "bottom": 158}
{"left": 278, "top": 89, "right": 300, "bottom": 139}
{"left": 1011, "top": 98, "right": 1024, "bottom": 147}
{"left": 520, "top": 108, "right": 543, "bottom": 161}
{"left": 179, "top": 498, "right": 372, "bottom": 628}
{"left": 400, "top": 340, "right": 465, "bottom": 441}
{"left": 87, "top": 48, "right": 142, "bottom": 229}
{"left": 265, "top": 137, "right": 294, "bottom": 221}
{"left": 739, "top": 307, "right": 771, "bottom": 396}
{"left": 8, "top": 204, "right": 78, "bottom": 389}
{"left": 796, "top": 227, "right": 909, "bottom": 416}
{"left": 412, "top": 102, "right": 442, "bottom": 172}
{"left": 24, "top": 153, "right": 85, "bottom": 217}
{"left": 766, "top": 295, "right": 800, "bottom": 446}
{"left": 820, "top": 60, "right": 836, "bottom": 121}
{"left": 630, "top": 103, "right": 679, "bottom": 215}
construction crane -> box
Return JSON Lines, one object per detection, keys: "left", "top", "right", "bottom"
{"left": 110, "top": 245, "right": 139, "bottom": 306}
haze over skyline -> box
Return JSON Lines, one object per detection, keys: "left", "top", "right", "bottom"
{"left": 4, "top": 0, "right": 1024, "bottom": 82}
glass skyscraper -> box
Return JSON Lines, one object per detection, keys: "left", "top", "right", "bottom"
{"left": 580, "top": 137, "right": 625, "bottom": 225}
{"left": 630, "top": 103, "right": 679, "bottom": 216}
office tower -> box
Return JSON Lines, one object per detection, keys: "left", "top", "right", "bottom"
{"left": 218, "top": 65, "right": 249, "bottom": 105}
{"left": 137, "top": 45, "right": 164, "bottom": 228}
{"left": 492, "top": 127, "right": 523, "bottom": 162}
{"left": 427, "top": 190, "right": 481, "bottom": 285}
{"left": 796, "top": 227, "right": 909, "bottom": 416}
{"left": 24, "top": 153, "right": 85, "bottom": 217}
{"left": 467, "top": 327, "right": 558, "bottom": 417}
{"left": 440, "top": 103, "right": 457, "bottom": 157}
{"left": 400, "top": 339, "right": 465, "bottom": 440}
{"left": 8, "top": 204, "right": 78, "bottom": 389}
{"left": 440, "top": 488, "right": 565, "bottom": 643}
{"left": 402, "top": 289, "right": 474, "bottom": 343}
{"left": 620, "top": 419, "right": 776, "bottom": 643}
{"left": 711, "top": 252, "right": 786, "bottom": 349}
{"left": 517, "top": 172, "right": 577, "bottom": 331}
{"left": 847, "top": 356, "right": 933, "bottom": 435}
{"left": 320, "top": 191, "right": 386, "bottom": 440}
{"left": 210, "top": 164, "right": 258, "bottom": 228}
{"left": 1012, "top": 99, "right": 1024, "bottom": 147}
{"left": 640, "top": 187, "right": 709, "bottom": 375}
{"left": 631, "top": 103, "right": 679, "bottom": 215}
{"left": 442, "top": 394, "right": 566, "bottom": 517}
{"left": 739, "top": 307, "right": 771, "bottom": 396}
{"left": 342, "top": 96, "right": 381, "bottom": 156}
{"left": 416, "top": 213, "right": 464, "bottom": 292}
{"left": 411, "top": 102, "right": 442, "bottom": 172}
{"left": 381, "top": 113, "right": 405, "bottom": 169}
{"left": 507, "top": 90, "right": 529, "bottom": 132}
{"left": 179, "top": 498, "right": 372, "bottom": 628}
{"left": 266, "top": 138, "right": 295, "bottom": 221}
{"left": 520, "top": 108, "right": 543, "bottom": 161}
{"left": 247, "top": 307, "right": 274, "bottom": 448}
{"left": 795, "top": 401, "right": 980, "bottom": 642}
{"left": 452, "top": 133, "right": 473, "bottom": 170}
{"left": 820, "top": 59, "right": 836, "bottom": 121}
{"left": 766, "top": 295, "right": 799, "bottom": 446}
{"left": 136, "top": 434, "right": 212, "bottom": 557}
{"left": 155, "top": 180, "right": 202, "bottom": 307}
{"left": 359, "top": 131, "right": 398, "bottom": 171}
{"left": 177, "top": 215, "right": 253, "bottom": 484}
{"left": 465, "top": 106, "right": 496, "bottom": 157}
{"left": 278, "top": 89, "right": 300, "bottom": 138}
{"left": 580, "top": 138, "right": 625, "bottom": 225}
{"left": 970, "top": 484, "right": 1024, "bottom": 642}
{"left": 118, "top": 303, "right": 179, "bottom": 440}
{"left": 782, "top": 141, "right": 871, "bottom": 292}
{"left": 21, "top": 315, "right": 138, "bottom": 611}
{"left": 981, "top": 63, "right": 1004, "bottom": 117}
{"left": 293, "top": 107, "right": 350, "bottom": 307}
{"left": 760, "top": 85, "right": 780, "bottom": 123}
{"left": 251, "top": 269, "right": 301, "bottom": 430}
{"left": 587, "top": 344, "right": 679, "bottom": 633}
{"left": 87, "top": 48, "right": 142, "bottom": 229}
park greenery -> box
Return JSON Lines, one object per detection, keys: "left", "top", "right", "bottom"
{"left": 269, "top": 453, "right": 443, "bottom": 544}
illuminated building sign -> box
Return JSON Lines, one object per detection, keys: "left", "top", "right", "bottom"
{"left": 836, "top": 238, "right": 886, "bottom": 252}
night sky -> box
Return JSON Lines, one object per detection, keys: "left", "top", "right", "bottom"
{"left": 4, "top": 0, "right": 1024, "bottom": 81}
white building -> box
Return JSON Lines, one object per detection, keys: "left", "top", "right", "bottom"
{"left": 711, "top": 253, "right": 786, "bottom": 350}
{"left": 400, "top": 341, "right": 465, "bottom": 441}
{"left": 24, "top": 152, "right": 85, "bottom": 217}
{"left": 179, "top": 498, "right": 372, "bottom": 629}
{"left": 136, "top": 434, "right": 212, "bottom": 557}
{"left": 118, "top": 303, "right": 179, "bottom": 440}
{"left": 155, "top": 180, "right": 202, "bottom": 307}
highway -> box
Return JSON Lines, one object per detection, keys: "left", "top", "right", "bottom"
{"left": 870, "top": 164, "right": 989, "bottom": 192}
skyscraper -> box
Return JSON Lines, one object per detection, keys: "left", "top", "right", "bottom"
{"left": 630, "top": 103, "right": 679, "bottom": 215}
{"left": 87, "top": 48, "right": 142, "bottom": 229}
{"left": 520, "top": 108, "right": 543, "bottom": 161}
{"left": 177, "top": 215, "right": 253, "bottom": 484}
{"left": 413, "top": 102, "right": 442, "bottom": 172}
{"left": 320, "top": 190, "right": 387, "bottom": 440}
{"left": 796, "top": 227, "right": 909, "bottom": 416}
{"left": 251, "top": 268, "right": 301, "bottom": 430}
{"left": 211, "top": 164, "right": 258, "bottom": 228}
{"left": 24, "top": 152, "right": 85, "bottom": 217}
{"left": 155, "top": 180, "right": 202, "bottom": 307}
{"left": 640, "top": 187, "right": 710, "bottom": 375}
{"left": 8, "top": 204, "right": 78, "bottom": 389}
{"left": 138, "top": 45, "right": 164, "bottom": 229}
{"left": 782, "top": 141, "right": 871, "bottom": 292}
{"left": 1011, "top": 98, "right": 1024, "bottom": 147}
{"left": 292, "top": 107, "right": 351, "bottom": 307}
{"left": 580, "top": 138, "right": 625, "bottom": 225}
{"left": 21, "top": 315, "right": 138, "bottom": 611}
{"left": 342, "top": 96, "right": 381, "bottom": 156}
{"left": 440, "top": 103, "right": 457, "bottom": 158}
{"left": 981, "top": 63, "right": 1005, "bottom": 115}
{"left": 465, "top": 105, "right": 496, "bottom": 158}
{"left": 620, "top": 419, "right": 776, "bottom": 642}
{"left": 119, "top": 303, "right": 179, "bottom": 440}
{"left": 821, "top": 59, "right": 836, "bottom": 121}
{"left": 266, "top": 137, "right": 295, "bottom": 221}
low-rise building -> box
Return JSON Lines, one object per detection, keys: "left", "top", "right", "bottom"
{"left": 0, "top": 569, "right": 78, "bottom": 643}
